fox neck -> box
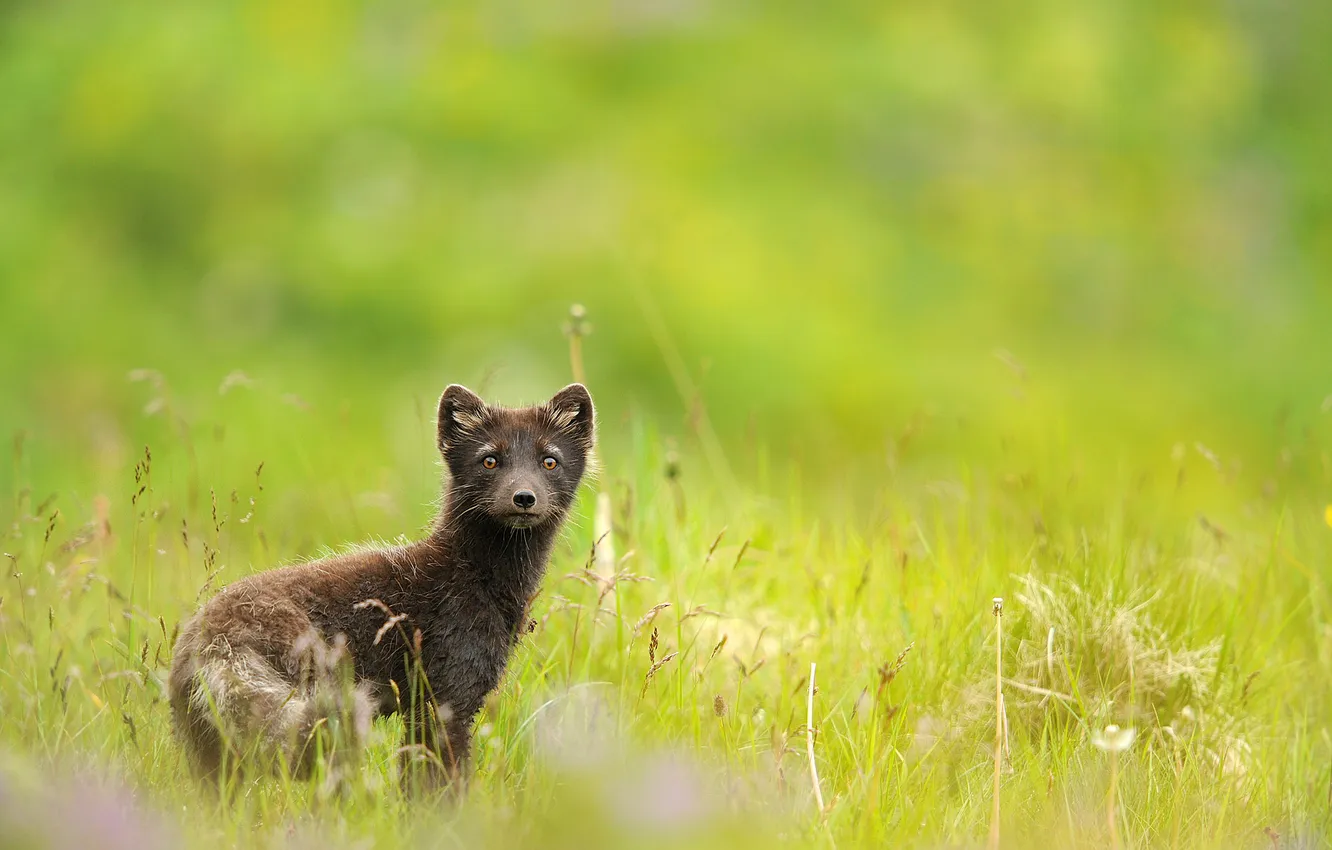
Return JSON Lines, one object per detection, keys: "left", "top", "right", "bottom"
{"left": 430, "top": 490, "right": 563, "bottom": 620}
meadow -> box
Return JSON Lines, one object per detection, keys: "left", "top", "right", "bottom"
{"left": 3, "top": 323, "right": 1331, "bottom": 848}
{"left": 3, "top": 1, "right": 1332, "bottom": 847}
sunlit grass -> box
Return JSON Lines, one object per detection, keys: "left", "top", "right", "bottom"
{"left": 2, "top": 383, "right": 1329, "bottom": 849}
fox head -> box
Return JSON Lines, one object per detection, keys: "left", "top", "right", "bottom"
{"left": 436, "top": 383, "right": 595, "bottom": 530}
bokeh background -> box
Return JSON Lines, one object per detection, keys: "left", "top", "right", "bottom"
{"left": 2, "top": 0, "right": 1330, "bottom": 500}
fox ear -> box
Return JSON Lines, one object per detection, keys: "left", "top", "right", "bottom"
{"left": 544, "top": 383, "right": 595, "bottom": 447}
{"left": 438, "top": 384, "right": 488, "bottom": 451}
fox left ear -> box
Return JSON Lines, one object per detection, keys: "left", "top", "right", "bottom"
{"left": 545, "top": 383, "right": 595, "bottom": 447}
{"left": 438, "top": 384, "right": 489, "bottom": 452}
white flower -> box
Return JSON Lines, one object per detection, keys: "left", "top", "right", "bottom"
{"left": 1092, "top": 724, "right": 1137, "bottom": 753}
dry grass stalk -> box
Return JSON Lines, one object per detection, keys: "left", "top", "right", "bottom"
{"left": 989, "top": 597, "right": 1004, "bottom": 850}
{"left": 631, "top": 603, "right": 671, "bottom": 638}
{"left": 678, "top": 603, "right": 722, "bottom": 624}
{"left": 640, "top": 632, "right": 677, "bottom": 700}
{"left": 704, "top": 634, "right": 728, "bottom": 667}
{"left": 1001, "top": 573, "right": 1240, "bottom": 775}
{"left": 563, "top": 303, "right": 589, "bottom": 384}
{"left": 807, "top": 662, "right": 826, "bottom": 815}
{"left": 731, "top": 538, "right": 750, "bottom": 570}
{"left": 703, "top": 527, "right": 726, "bottom": 566}
{"left": 877, "top": 642, "right": 914, "bottom": 697}
{"left": 593, "top": 493, "right": 614, "bottom": 578}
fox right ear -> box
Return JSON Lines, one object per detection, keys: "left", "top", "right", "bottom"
{"left": 544, "top": 383, "right": 595, "bottom": 448}
{"left": 437, "top": 384, "right": 488, "bottom": 451}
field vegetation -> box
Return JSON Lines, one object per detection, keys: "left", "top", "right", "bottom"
{"left": 2, "top": 2, "right": 1331, "bottom": 847}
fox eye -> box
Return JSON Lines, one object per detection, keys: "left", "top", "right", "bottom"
{"left": 482, "top": 456, "right": 498, "bottom": 469}
{"left": 542, "top": 456, "right": 558, "bottom": 470}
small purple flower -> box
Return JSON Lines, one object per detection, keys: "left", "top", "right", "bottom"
{"left": 0, "top": 764, "right": 175, "bottom": 850}
{"left": 609, "top": 754, "right": 711, "bottom": 831}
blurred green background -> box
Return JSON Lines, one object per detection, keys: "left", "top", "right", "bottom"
{"left": 2, "top": 0, "right": 1329, "bottom": 500}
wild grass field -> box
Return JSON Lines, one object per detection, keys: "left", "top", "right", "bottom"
{"left": 3, "top": 328, "right": 1331, "bottom": 849}
{"left": 4, "top": 2, "right": 1332, "bottom": 847}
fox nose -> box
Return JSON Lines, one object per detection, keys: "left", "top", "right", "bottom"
{"left": 513, "top": 490, "right": 537, "bottom": 510}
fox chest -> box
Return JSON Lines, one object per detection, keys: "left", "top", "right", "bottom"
{"left": 408, "top": 612, "right": 517, "bottom": 716}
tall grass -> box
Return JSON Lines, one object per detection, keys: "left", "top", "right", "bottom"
{"left": 2, "top": 377, "right": 1330, "bottom": 849}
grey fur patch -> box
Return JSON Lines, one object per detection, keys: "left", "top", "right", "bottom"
{"left": 547, "top": 404, "right": 580, "bottom": 431}
{"left": 452, "top": 408, "right": 487, "bottom": 431}
{"left": 187, "top": 643, "right": 373, "bottom": 768}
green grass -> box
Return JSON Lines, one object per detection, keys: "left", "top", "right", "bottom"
{"left": 3, "top": 1, "right": 1331, "bottom": 845}
{"left": 2, "top": 380, "right": 1329, "bottom": 849}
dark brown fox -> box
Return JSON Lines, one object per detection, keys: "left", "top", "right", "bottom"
{"left": 168, "top": 383, "right": 594, "bottom": 786}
